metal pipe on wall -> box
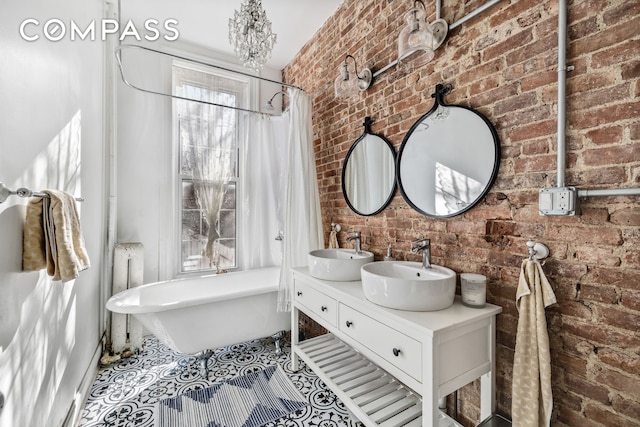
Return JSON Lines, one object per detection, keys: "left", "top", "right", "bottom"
{"left": 553, "top": 0, "right": 640, "bottom": 199}
{"left": 449, "top": 0, "right": 502, "bottom": 30}
{"left": 578, "top": 188, "right": 640, "bottom": 198}
{"left": 557, "top": 0, "right": 568, "bottom": 188}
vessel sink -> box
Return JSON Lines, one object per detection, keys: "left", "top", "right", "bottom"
{"left": 361, "top": 261, "right": 456, "bottom": 311}
{"left": 308, "top": 249, "right": 374, "bottom": 281}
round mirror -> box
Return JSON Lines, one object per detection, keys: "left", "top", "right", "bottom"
{"left": 342, "top": 117, "right": 396, "bottom": 216}
{"left": 397, "top": 84, "right": 500, "bottom": 218}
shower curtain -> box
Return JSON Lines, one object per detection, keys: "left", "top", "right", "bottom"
{"left": 185, "top": 84, "right": 322, "bottom": 308}
{"left": 277, "top": 88, "right": 323, "bottom": 312}
{"left": 240, "top": 113, "right": 289, "bottom": 269}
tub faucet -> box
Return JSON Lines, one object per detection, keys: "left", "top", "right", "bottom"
{"left": 411, "top": 238, "right": 431, "bottom": 269}
{"left": 346, "top": 231, "right": 362, "bottom": 255}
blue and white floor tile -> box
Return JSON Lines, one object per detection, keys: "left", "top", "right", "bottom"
{"left": 79, "top": 334, "right": 361, "bottom": 427}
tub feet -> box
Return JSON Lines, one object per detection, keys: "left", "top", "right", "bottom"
{"left": 198, "top": 349, "right": 214, "bottom": 378}
{"left": 272, "top": 330, "right": 286, "bottom": 356}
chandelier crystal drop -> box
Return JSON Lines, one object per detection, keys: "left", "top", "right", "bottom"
{"left": 228, "top": 0, "right": 277, "bottom": 71}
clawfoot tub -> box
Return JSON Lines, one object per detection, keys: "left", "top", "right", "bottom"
{"left": 106, "top": 266, "right": 290, "bottom": 374}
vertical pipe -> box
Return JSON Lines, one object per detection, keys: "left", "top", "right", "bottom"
{"left": 102, "top": 0, "right": 119, "bottom": 353}
{"left": 557, "top": 0, "right": 567, "bottom": 188}
{"left": 436, "top": 0, "right": 442, "bottom": 19}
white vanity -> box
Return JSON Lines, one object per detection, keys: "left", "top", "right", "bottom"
{"left": 291, "top": 267, "right": 502, "bottom": 427}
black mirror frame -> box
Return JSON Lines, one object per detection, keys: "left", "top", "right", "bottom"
{"left": 342, "top": 116, "right": 397, "bottom": 216}
{"left": 396, "top": 84, "right": 501, "bottom": 218}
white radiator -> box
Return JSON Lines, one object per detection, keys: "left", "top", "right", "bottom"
{"left": 111, "top": 243, "right": 144, "bottom": 354}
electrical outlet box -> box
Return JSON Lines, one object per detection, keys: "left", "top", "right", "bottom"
{"left": 539, "top": 187, "right": 577, "bottom": 216}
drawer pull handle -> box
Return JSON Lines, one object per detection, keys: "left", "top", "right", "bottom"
{"left": 297, "top": 291, "right": 302, "bottom": 296}
{"left": 321, "top": 306, "right": 328, "bottom": 312}
{"left": 392, "top": 348, "right": 401, "bottom": 357}
{"left": 346, "top": 321, "right": 353, "bottom": 327}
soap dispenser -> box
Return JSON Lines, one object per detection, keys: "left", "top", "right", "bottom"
{"left": 384, "top": 244, "right": 395, "bottom": 261}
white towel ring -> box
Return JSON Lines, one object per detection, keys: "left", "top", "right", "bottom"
{"left": 527, "top": 240, "right": 549, "bottom": 260}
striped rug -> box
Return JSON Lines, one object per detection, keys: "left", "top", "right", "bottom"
{"left": 156, "top": 364, "right": 308, "bottom": 427}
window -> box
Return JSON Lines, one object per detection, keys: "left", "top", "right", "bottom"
{"left": 173, "top": 63, "right": 248, "bottom": 273}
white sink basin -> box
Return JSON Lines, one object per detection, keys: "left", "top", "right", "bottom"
{"left": 308, "top": 249, "right": 374, "bottom": 281}
{"left": 361, "top": 261, "right": 456, "bottom": 311}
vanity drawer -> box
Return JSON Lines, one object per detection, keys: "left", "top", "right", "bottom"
{"left": 339, "top": 304, "right": 422, "bottom": 381}
{"left": 295, "top": 280, "right": 337, "bottom": 327}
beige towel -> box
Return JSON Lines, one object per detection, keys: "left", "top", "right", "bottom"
{"left": 23, "top": 190, "right": 90, "bottom": 282}
{"left": 512, "top": 259, "right": 557, "bottom": 427}
{"left": 328, "top": 230, "right": 339, "bottom": 248}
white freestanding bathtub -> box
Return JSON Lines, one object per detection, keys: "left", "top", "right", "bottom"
{"left": 106, "top": 267, "right": 290, "bottom": 358}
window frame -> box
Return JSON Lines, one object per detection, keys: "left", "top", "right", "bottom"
{"left": 171, "top": 59, "right": 253, "bottom": 276}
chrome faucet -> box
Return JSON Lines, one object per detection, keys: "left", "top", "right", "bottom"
{"left": 411, "top": 238, "right": 431, "bottom": 269}
{"left": 346, "top": 231, "right": 362, "bottom": 255}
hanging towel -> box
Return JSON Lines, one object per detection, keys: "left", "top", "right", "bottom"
{"left": 23, "top": 190, "right": 90, "bottom": 282}
{"left": 328, "top": 223, "right": 340, "bottom": 248}
{"left": 512, "top": 259, "right": 557, "bottom": 427}
{"left": 328, "top": 229, "right": 339, "bottom": 248}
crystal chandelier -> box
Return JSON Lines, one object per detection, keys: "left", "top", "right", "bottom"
{"left": 228, "top": 0, "right": 277, "bottom": 71}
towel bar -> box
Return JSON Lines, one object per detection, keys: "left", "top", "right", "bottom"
{"left": 0, "top": 182, "right": 83, "bottom": 204}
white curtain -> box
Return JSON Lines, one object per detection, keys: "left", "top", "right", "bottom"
{"left": 240, "top": 113, "right": 289, "bottom": 269}
{"left": 277, "top": 88, "right": 324, "bottom": 312}
{"left": 177, "top": 82, "right": 238, "bottom": 269}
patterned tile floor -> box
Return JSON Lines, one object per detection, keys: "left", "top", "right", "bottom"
{"left": 79, "top": 334, "right": 361, "bottom": 427}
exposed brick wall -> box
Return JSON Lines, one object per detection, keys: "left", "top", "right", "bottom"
{"left": 283, "top": 0, "right": 639, "bottom": 425}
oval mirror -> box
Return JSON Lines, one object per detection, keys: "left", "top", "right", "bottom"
{"left": 342, "top": 117, "right": 396, "bottom": 216}
{"left": 397, "top": 84, "right": 500, "bottom": 218}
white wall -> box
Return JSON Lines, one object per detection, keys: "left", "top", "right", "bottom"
{"left": 0, "top": 1, "right": 284, "bottom": 424}
{"left": 115, "top": 42, "right": 172, "bottom": 281}
{"left": 0, "top": 1, "right": 105, "bottom": 426}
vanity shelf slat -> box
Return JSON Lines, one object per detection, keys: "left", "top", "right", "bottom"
{"left": 398, "top": 416, "right": 423, "bottom": 427}
{"left": 348, "top": 377, "right": 398, "bottom": 402}
{"left": 314, "top": 346, "right": 352, "bottom": 364}
{"left": 329, "top": 358, "right": 372, "bottom": 378}
{"left": 333, "top": 365, "right": 378, "bottom": 386}
{"left": 366, "top": 390, "right": 419, "bottom": 420}
{"left": 352, "top": 382, "right": 401, "bottom": 406}
{"left": 361, "top": 388, "right": 410, "bottom": 414}
{"left": 380, "top": 404, "right": 423, "bottom": 427}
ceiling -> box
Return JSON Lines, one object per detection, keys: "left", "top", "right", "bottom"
{"left": 121, "top": 0, "right": 344, "bottom": 70}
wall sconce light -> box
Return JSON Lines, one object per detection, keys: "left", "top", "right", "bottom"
{"left": 398, "top": 0, "right": 448, "bottom": 65}
{"left": 334, "top": 54, "right": 372, "bottom": 102}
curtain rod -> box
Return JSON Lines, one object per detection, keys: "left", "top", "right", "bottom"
{"left": 114, "top": 44, "right": 304, "bottom": 115}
